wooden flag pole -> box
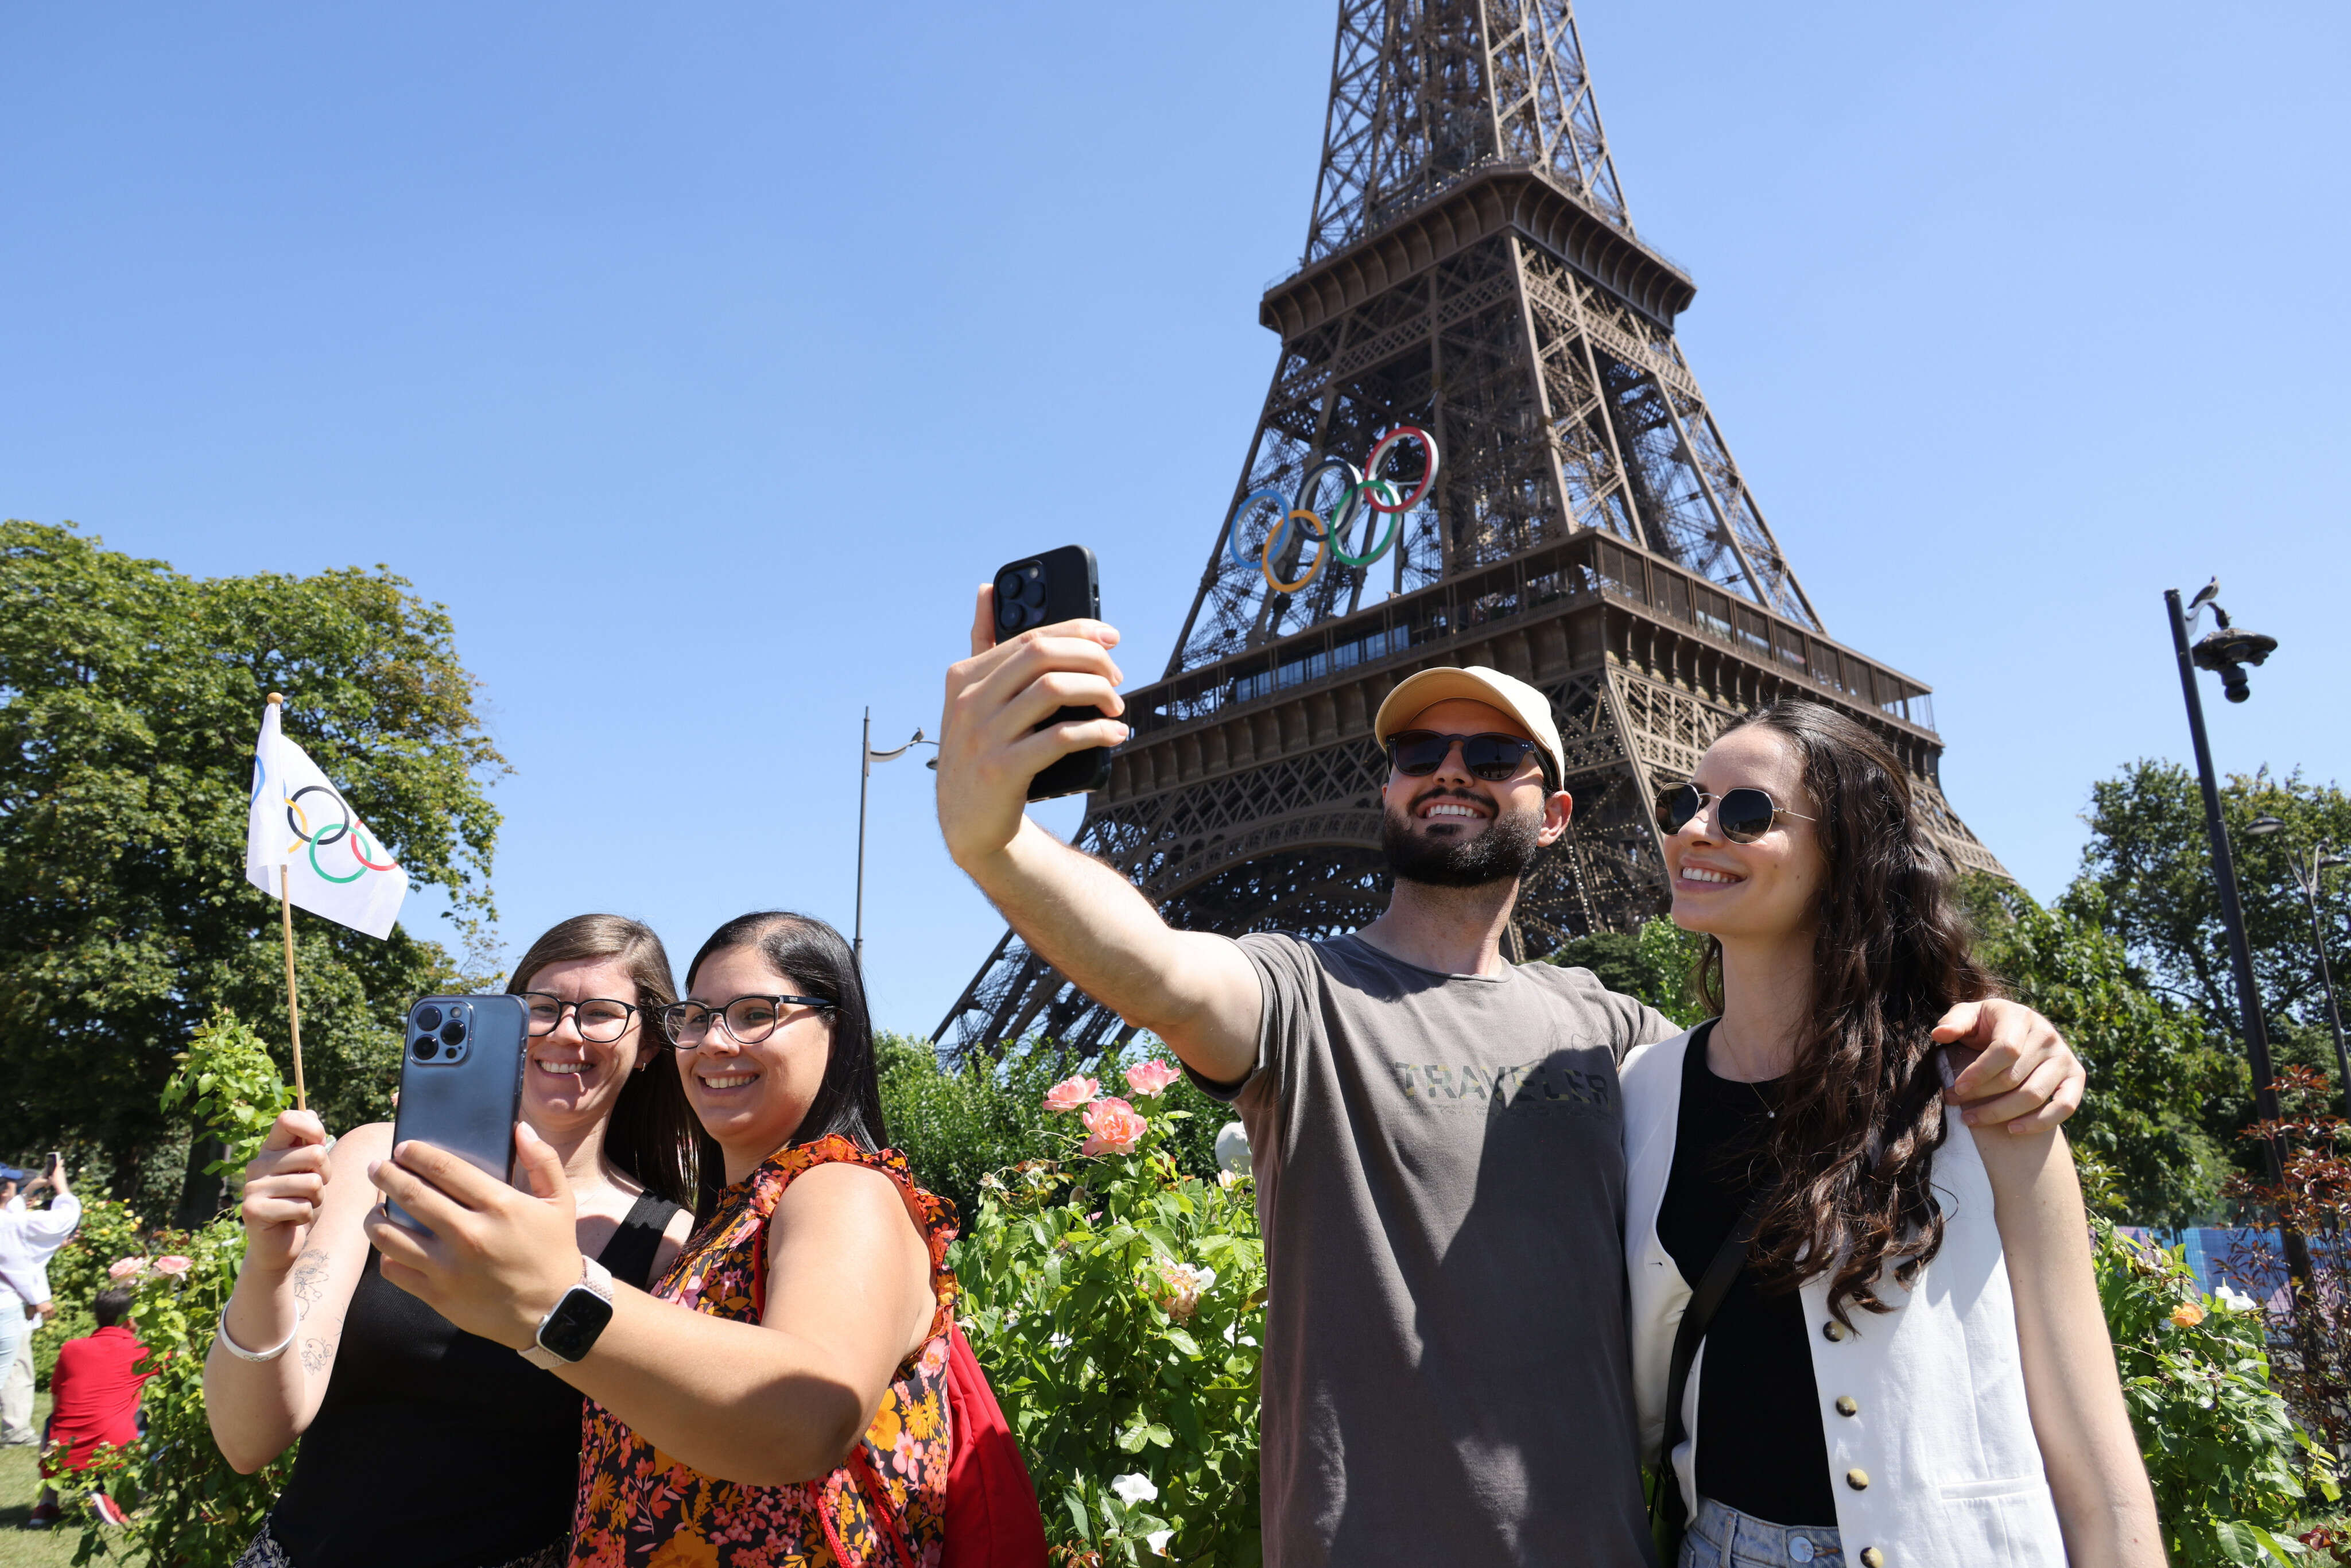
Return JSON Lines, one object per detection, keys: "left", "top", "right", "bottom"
{"left": 268, "top": 693, "right": 308, "bottom": 1112}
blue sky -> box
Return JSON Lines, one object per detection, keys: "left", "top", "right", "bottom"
{"left": 5, "top": 1, "right": 2345, "bottom": 1039}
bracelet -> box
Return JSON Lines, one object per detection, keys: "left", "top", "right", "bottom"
{"left": 213, "top": 1315, "right": 298, "bottom": 1364}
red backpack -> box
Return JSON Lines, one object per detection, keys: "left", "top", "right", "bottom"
{"left": 940, "top": 1322, "right": 1050, "bottom": 1567}
{"left": 849, "top": 1321, "right": 1049, "bottom": 1568}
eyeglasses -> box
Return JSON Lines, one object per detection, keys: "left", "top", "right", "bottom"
{"left": 657, "top": 994, "right": 835, "bottom": 1048}
{"left": 521, "top": 993, "right": 639, "bottom": 1043}
{"left": 1385, "top": 731, "right": 1545, "bottom": 783}
{"left": 1654, "top": 783, "right": 1816, "bottom": 844}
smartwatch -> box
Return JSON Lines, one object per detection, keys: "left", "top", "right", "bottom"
{"left": 520, "top": 1255, "right": 615, "bottom": 1369}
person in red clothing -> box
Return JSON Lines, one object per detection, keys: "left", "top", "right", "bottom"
{"left": 29, "top": 1288, "right": 154, "bottom": 1527}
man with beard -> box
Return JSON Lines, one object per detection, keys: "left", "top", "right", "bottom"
{"left": 935, "top": 599, "right": 2084, "bottom": 1568}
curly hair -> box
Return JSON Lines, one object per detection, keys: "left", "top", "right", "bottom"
{"left": 1696, "top": 699, "right": 1999, "bottom": 1325}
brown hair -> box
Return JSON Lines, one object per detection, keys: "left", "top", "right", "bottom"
{"left": 1697, "top": 700, "right": 1999, "bottom": 1325}
{"left": 505, "top": 914, "right": 716, "bottom": 1213}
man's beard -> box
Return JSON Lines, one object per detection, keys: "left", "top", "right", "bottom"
{"left": 1379, "top": 793, "right": 1543, "bottom": 888}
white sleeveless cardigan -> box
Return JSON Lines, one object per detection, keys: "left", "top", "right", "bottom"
{"left": 1621, "top": 1027, "right": 2067, "bottom": 1568}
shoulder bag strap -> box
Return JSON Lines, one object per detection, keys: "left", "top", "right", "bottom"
{"left": 1651, "top": 1184, "right": 1772, "bottom": 1533}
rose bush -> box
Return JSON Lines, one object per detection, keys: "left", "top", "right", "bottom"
{"left": 958, "top": 1064, "right": 1266, "bottom": 1566}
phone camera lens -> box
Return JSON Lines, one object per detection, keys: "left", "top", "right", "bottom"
{"left": 994, "top": 568, "right": 1026, "bottom": 603}
{"left": 996, "top": 600, "right": 1022, "bottom": 631}
{"left": 416, "top": 1006, "right": 443, "bottom": 1032}
{"left": 413, "top": 1036, "right": 440, "bottom": 1060}
{"left": 440, "top": 1018, "right": 467, "bottom": 1046}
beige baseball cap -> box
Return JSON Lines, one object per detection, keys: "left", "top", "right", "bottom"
{"left": 1372, "top": 665, "right": 1564, "bottom": 787}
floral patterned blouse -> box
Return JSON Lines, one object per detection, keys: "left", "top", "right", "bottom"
{"left": 569, "top": 1136, "right": 958, "bottom": 1568}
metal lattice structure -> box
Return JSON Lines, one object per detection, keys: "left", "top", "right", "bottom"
{"left": 935, "top": 0, "right": 2003, "bottom": 1055}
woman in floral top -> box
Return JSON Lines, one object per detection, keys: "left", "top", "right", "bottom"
{"left": 368, "top": 911, "right": 956, "bottom": 1568}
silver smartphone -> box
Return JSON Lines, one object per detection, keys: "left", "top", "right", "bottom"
{"left": 385, "top": 995, "right": 529, "bottom": 1235}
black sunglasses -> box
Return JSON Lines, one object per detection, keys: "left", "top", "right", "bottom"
{"left": 1654, "top": 783, "right": 1815, "bottom": 844}
{"left": 1386, "top": 730, "right": 1546, "bottom": 783}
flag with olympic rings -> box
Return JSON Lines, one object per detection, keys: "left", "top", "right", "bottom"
{"left": 244, "top": 702, "right": 409, "bottom": 940}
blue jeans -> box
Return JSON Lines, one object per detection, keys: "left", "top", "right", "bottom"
{"left": 1679, "top": 1496, "right": 1845, "bottom": 1567}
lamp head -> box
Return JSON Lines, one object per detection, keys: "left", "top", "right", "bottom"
{"left": 2192, "top": 626, "right": 2278, "bottom": 704}
{"left": 2246, "top": 816, "right": 2287, "bottom": 837}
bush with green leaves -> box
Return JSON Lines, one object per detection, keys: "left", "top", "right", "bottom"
{"left": 2090, "top": 1183, "right": 2336, "bottom": 1565}
{"left": 956, "top": 1062, "right": 1266, "bottom": 1567}
{"left": 881, "top": 1033, "right": 1232, "bottom": 1223}
{"left": 55, "top": 1009, "right": 294, "bottom": 1566}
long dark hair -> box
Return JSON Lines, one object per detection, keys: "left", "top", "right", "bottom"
{"left": 683, "top": 911, "right": 889, "bottom": 1160}
{"left": 505, "top": 914, "right": 715, "bottom": 1213}
{"left": 1696, "top": 700, "right": 1999, "bottom": 1325}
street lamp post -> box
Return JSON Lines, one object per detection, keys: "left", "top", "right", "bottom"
{"left": 856, "top": 708, "right": 936, "bottom": 971}
{"left": 2244, "top": 815, "right": 2351, "bottom": 1123}
{"left": 2163, "top": 581, "right": 2310, "bottom": 1287}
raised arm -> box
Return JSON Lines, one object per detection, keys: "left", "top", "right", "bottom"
{"left": 1972, "top": 1124, "right": 2164, "bottom": 1568}
{"left": 936, "top": 585, "right": 1261, "bottom": 1085}
{"left": 204, "top": 1113, "right": 383, "bottom": 1473}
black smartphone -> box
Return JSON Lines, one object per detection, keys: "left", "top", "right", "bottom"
{"left": 991, "top": 545, "right": 1115, "bottom": 802}
{"left": 385, "top": 995, "right": 529, "bottom": 1235}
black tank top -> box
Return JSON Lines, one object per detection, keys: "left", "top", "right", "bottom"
{"left": 1655, "top": 1025, "right": 1839, "bottom": 1528}
{"left": 265, "top": 1190, "right": 682, "bottom": 1568}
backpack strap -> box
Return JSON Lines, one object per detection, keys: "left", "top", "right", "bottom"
{"left": 593, "top": 1191, "right": 682, "bottom": 1292}
{"left": 1651, "top": 1184, "right": 1771, "bottom": 1536}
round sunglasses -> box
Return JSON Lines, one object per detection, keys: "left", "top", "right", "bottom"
{"left": 1654, "top": 783, "right": 1815, "bottom": 844}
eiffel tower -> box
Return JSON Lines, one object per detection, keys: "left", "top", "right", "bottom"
{"left": 935, "top": 0, "right": 2004, "bottom": 1054}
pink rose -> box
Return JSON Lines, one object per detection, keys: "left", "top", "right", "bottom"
{"left": 107, "top": 1257, "right": 148, "bottom": 1280}
{"left": 1123, "top": 1059, "right": 1183, "bottom": 1099}
{"left": 1042, "top": 1075, "right": 1100, "bottom": 1115}
{"left": 1079, "top": 1096, "right": 1149, "bottom": 1157}
{"left": 154, "top": 1255, "right": 194, "bottom": 1277}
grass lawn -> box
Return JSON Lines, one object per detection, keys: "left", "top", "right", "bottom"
{"left": 0, "top": 1393, "right": 136, "bottom": 1568}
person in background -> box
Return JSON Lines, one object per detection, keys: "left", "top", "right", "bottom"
{"left": 0, "top": 1156, "right": 80, "bottom": 1447}
{"left": 27, "top": 1286, "right": 154, "bottom": 1528}
{"left": 205, "top": 914, "right": 704, "bottom": 1568}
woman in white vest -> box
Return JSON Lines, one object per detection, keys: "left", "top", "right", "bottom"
{"left": 1622, "top": 699, "right": 2162, "bottom": 1568}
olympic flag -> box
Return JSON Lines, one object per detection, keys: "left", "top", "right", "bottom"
{"left": 244, "top": 700, "right": 409, "bottom": 940}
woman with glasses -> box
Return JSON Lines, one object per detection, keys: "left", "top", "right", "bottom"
{"left": 207, "top": 915, "right": 704, "bottom": 1568}
{"left": 363, "top": 909, "right": 961, "bottom": 1568}
{"left": 1621, "top": 701, "right": 2161, "bottom": 1568}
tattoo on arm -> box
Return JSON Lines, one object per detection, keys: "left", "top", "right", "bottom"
{"left": 300, "top": 1336, "right": 334, "bottom": 1376}
{"left": 288, "top": 1249, "right": 330, "bottom": 1319}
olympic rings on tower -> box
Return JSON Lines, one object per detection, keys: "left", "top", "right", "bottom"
{"left": 1223, "top": 427, "right": 1439, "bottom": 596}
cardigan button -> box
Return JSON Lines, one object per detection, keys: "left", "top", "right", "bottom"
{"left": 1835, "top": 1395, "right": 1859, "bottom": 1416}
{"left": 1860, "top": 1550, "right": 1886, "bottom": 1567}
{"left": 1846, "top": 1468, "right": 1871, "bottom": 1491}
{"left": 1822, "top": 1320, "right": 1848, "bottom": 1342}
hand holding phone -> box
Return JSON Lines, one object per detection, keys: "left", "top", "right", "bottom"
{"left": 936, "top": 559, "right": 1128, "bottom": 871}
{"left": 989, "top": 546, "right": 1116, "bottom": 802}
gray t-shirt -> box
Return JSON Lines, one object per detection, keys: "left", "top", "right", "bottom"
{"left": 1201, "top": 932, "right": 1679, "bottom": 1568}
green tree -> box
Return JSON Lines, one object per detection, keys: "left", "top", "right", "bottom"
{"left": 2069, "top": 762, "right": 2351, "bottom": 1186}
{"left": 1964, "top": 876, "right": 2235, "bottom": 1227}
{"left": 1545, "top": 915, "right": 1709, "bottom": 1027}
{"left": 2077, "top": 761, "right": 2351, "bottom": 1041}
{"left": 0, "top": 519, "right": 505, "bottom": 1215}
